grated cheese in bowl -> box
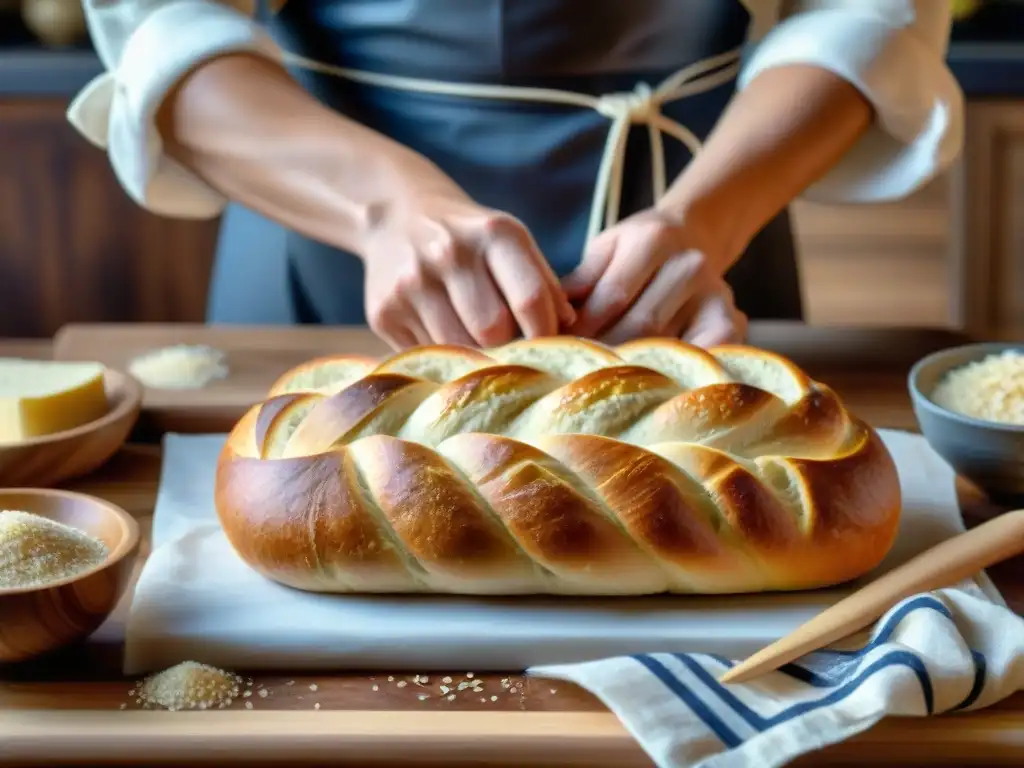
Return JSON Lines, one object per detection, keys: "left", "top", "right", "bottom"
{"left": 931, "top": 350, "right": 1024, "bottom": 426}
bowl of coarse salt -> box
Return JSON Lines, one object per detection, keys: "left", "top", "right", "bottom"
{"left": 0, "top": 490, "right": 140, "bottom": 663}
{"left": 909, "top": 342, "right": 1024, "bottom": 502}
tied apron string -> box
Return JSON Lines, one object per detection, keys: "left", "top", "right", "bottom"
{"left": 278, "top": 48, "right": 743, "bottom": 247}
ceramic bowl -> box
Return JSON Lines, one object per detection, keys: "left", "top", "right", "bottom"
{"left": 0, "top": 489, "right": 140, "bottom": 663}
{"left": 909, "top": 342, "right": 1024, "bottom": 502}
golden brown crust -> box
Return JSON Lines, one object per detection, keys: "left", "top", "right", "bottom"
{"left": 217, "top": 337, "right": 903, "bottom": 595}
{"left": 268, "top": 354, "right": 378, "bottom": 396}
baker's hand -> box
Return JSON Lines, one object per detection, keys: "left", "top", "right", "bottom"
{"left": 561, "top": 208, "right": 747, "bottom": 347}
{"left": 359, "top": 190, "right": 575, "bottom": 350}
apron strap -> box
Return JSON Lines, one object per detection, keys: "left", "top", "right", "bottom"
{"left": 278, "top": 47, "right": 742, "bottom": 248}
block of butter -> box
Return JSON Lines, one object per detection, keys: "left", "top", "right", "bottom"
{"left": 0, "top": 359, "right": 109, "bottom": 443}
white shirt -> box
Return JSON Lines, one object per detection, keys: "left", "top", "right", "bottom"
{"left": 71, "top": 0, "right": 963, "bottom": 221}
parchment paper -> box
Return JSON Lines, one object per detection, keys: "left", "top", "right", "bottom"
{"left": 123, "top": 430, "right": 1002, "bottom": 675}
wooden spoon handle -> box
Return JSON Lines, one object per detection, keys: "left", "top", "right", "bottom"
{"left": 720, "top": 509, "right": 1024, "bottom": 684}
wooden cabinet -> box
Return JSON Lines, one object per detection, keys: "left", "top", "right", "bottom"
{"left": 0, "top": 98, "right": 219, "bottom": 338}
{"left": 794, "top": 100, "right": 1024, "bottom": 339}
{"left": 954, "top": 101, "right": 1024, "bottom": 338}
{"left": 792, "top": 177, "right": 953, "bottom": 328}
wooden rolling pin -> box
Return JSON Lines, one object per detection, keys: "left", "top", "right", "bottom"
{"left": 720, "top": 508, "right": 1024, "bottom": 685}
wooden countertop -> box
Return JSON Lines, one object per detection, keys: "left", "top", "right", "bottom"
{"left": 2, "top": 326, "right": 1023, "bottom": 767}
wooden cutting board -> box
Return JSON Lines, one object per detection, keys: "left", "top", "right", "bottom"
{"left": 53, "top": 323, "right": 391, "bottom": 435}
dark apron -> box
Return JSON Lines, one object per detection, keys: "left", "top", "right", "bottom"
{"left": 216, "top": 0, "right": 803, "bottom": 325}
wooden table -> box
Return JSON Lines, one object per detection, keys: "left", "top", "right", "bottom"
{"left": 2, "top": 326, "right": 1024, "bottom": 767}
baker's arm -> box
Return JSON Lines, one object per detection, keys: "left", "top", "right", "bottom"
{"left": 71, "top": 1, "right": 455, "bottom": 253}
{"left": 70, "top": 0, "right": 572, "bottom": 344}
{"left": 658, "top": 0, "right": 962, "bottom": 270}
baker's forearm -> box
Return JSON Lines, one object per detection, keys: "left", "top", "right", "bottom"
{"left": 157, "top": 53, "right": 456, "bottom": 254}
{"left": 659, "top": 64, "right": 873, "bottom": 269}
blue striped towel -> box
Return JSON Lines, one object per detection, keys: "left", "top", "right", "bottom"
{"left": 529, "top": 584, "right": 1024, "bottom": 768}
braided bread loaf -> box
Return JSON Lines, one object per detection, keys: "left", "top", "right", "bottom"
{"left": 215, "top": 337, "right": 900, "bottom": 595}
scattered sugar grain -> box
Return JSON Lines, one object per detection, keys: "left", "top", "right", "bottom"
{"left": 128, "top": 344, "right": 228, "bottom": 390}
{"left": 0, "top": 511, "right": 108, "bottom": 589}
{"left": 136, "top": 661, "right": 242, "bottom": 712}
{"left": 441, "top": 676, "right": 452, "bottom": 684}
{"left": 396, "top": 680, "right": 407, "bottom": 688}
{"left": 387, "top": 676, "right": 395, "bottom": 682}
{"left": 371, "top": 684, "right": 379, "bottom": 691}
{"left": 309, "top": 683, "right": 318, "bottom": 691}
{"left": 466, "top": 672, "right": 474, "bottom": 679}
{"left": 245, "top": 702, "right": 253, "bottom": 710}
{"left": 314, "top": 703, "right": 321, "bottom": 710}
{"left": 258, "top": 688, "right": 269, "bottom": 698}
{"left": 490, "top": 695, "right": 498, "bottom": 701}
{"left": 446, "top": 694, "right": 456, "bottom": 701}
{"left": 418, "top": 694, "right": 429, "bottom": 701}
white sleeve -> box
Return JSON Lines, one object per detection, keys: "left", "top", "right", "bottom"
{"left": 739, "top": 0, "right": 964, "bottom": 203}
{"left": 70, "top": 1, "right": 283, "bottom": 219}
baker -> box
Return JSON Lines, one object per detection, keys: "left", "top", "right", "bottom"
{"left": 72, "top": 1, "right": 961, "bottom": 350}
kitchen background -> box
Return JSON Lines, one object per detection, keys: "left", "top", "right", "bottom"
{"left": 1, "top": 0, "right": 1023, "bottom": 338}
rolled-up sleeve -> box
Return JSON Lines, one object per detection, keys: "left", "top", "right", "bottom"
{"left": 71, "top": 1, "right": 282, "bottom": 218}
{"left": 740, "top": 0, "right": 963, "bottom": 203}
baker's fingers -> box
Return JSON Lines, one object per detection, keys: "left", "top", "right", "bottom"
{"left": 571, "top": 242, "right": 664, "bottom": 339}
{"left": 682, "top": 283, "right": 748, "bottom": 348}
{"left": 484, "top": 220, "right": 564, "bottom": 339}
{"left": 441, "top": 255, "right": 517, "bottom": 347}
{"left": 599, "top": 251, "right": 706, "bottom": 345}
{"left": 561, "top": 231, "right": 617, "bottom": 303}
{"left": 409, "top": 281, "right": 477, "bottom": 346}
{"left": 402, "top": 313, "right": 433, "bottom": 347}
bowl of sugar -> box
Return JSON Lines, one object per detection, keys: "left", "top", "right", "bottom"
{"left": 0, "top": 490, "right": 140, "bottom": 663}
{"left": 909, "top": 343, "right": 1024, "bottom": 503}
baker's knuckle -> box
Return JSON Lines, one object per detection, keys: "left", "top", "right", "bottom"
{"left": 474, "top": 308, "right": 514, "bottom": 345}
{"left": 425, "top": 231, "right": 462, "bottom": 272}
{"left": 393, "top": 265, "right": 428, "bottom": 297}
{"left": 512, "top": 288, "right": 547, "bottom": 315}
{"left": 632, "top": 312, "right": 663, "bottom": 337}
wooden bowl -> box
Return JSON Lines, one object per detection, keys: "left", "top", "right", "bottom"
{"left": 0, "top": 369, "right": 142, "bottom": 488}
{"left": 0, "top": 489, "right": 140, "bottom": 663}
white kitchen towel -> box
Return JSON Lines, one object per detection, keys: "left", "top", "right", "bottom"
{"left": 529, "top": 586, "right": 1024, "bottom": 768}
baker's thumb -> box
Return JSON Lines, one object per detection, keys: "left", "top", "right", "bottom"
{"left": 560, "top": 232, "right": 616, "bottom": 301}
